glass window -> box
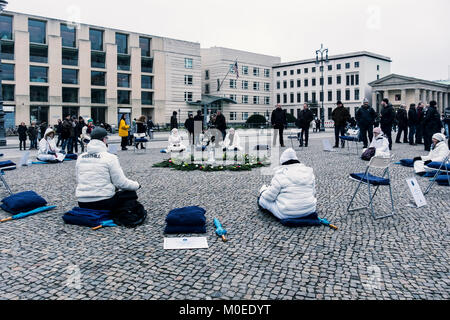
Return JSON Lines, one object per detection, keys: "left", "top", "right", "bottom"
{"left": 62, "top": 106, "right": 79, "bottom": 119}
{"left": 312, "top": 78, "right": 316, "bottom": 86}
{"left": 142, "top": 91, "right": 153, "bottom": 105}
{"left": 142, "top": 75, "right": 153, "bottom": 89}
{"left": 2, "top": 63, "right": 14, "bottom": 80}
{"left": 30, "top": 66, "right": 48, "bottom": 83}
{"left": 184, "top": 75, "right": 193, "bottom": 85}
{"left": 91, "top": 71, "right": 106, "bottom": 86}
{"left": 184, "top": 92, "right": 193, "bottom": 102}
{"left": 283, "top": 81, "right": 287, "bottom": 89}
{"left": 337, "top": 64, "right": 341, "bottom": 70}
{"left": 142, "top": 58, "right": 153, "bottom": 73}
{"left": 304, "top": 92, "right": 308, "bottom": 102}
{"left": 277, "top": 72, "right": 280, "bottom": 77}
{"left": 242, "top": 95, "right": 248, "bottom": 104}
{"left": 336, "top": 90, "right": 341, "bottom": 101}
{"left": 290, "top": 70, "right": 294, "bottom": 75}
{"left": 91, "top": 89, "right": 105, "bottom": 104}
{"left": 91, "top": 51, "right": 106, "bottom": 68}
{"left": 185, "top": 58, "right": 193, "bottom": 69}
{"left": 254, "top": 82, "right": 260, "bottom": 91}
{"left": 337, "top": 75, "right": 341, "bottom": 84}
{"left": 328, "top": 65, "right": 332, "bottom": 71}
{"left": 205, "top": 84, "right": 210, "bottom": 94}
{"left": 91, "top": 107, "right": 106, "bottom": 125}
{"left": 62, "top": 48, "right": 78, "bottom": 66}
{"left": 205, "top": 70, "right": 209, "bottom": 80}
{"left": 264, "top": 83, "right": 270, "bottom": 92}
{"left": 345, "top": 63, "right": 350, "bottom": 69}
{"left": 117, "top": 73, "right": 130, "bottom": 88}
{"left": 355, "top": 74, "right": 359, "bottom": 85}
{"left": 30, "top": 45, "right": 48, "bottom": 63}
{"left": 229, "top": 79, "right": 236, "bottom": 89}
{"left": 297, "top": 80, "right": 301, "bottom": 88}
{"left": 2, "top": 84, "right": 14, "bottom": 101}
{"left": 283, "top": 94, "right": 287, "bottom": 104}
{"left": 62, "top": 69, "right": 78, "bottom": 84}
{"left": 117, "top": 55, "right": 130, "bottom": 71}
{"left": 265, "top": 97, "right": 270, "bottom": 105}
{"left": 355, "top": 89, "right": 360, "bottom": 100}
{"left": 328, "top": 76, "right": 332, "bottom": 85}
{"left": 355, "top": 61, "right": 360, "bottom": 68}
{"left": 62, "top": 87, "right": 78, "bottom": 103}
{"left": 290, "top": 93, "right": 294, "bottom": 103}
{"left": 1, "top": 41, "right": 14, "bottom": 60}
{"left": 312, "top": 67, "right": 316, "bottom": 73}
{"left": 312, "top": 92, "right": 316, "bottom": 102}
{"left": 276, "top": 94, "right": 280, "bottom": 104}
{"left": 297, "top": 92, "right": 301, "bottom": 103}
{"left": 115, "top": 33, "right": 128, "bottom": 54}
{"left": 276, "top": 81, "right": 280, "bottom": 90}
{"left": 304, "top": 68, "right": 308, "bottom": 74}
{"left": 253, "top": 68, "right": 260, "bottom": 77}
{"left": 29, "top": 19, "right": 46, "bottom": 44}
{"left": 328, "top": 91, "right": 333, "bottom": 102}
{"left": 297, "top": 69, "right": 301, "bottom": 74}
{"left": 230, "top": 112, "right": 237, "bottom": 121}
{"left": 345, "top": 89, "right": 351, "bottom": 101}
{"left": 139, "top": 37, "right": 151, "bottom": 57}
{"left": 0, "top": 15, "right": 13, "bottom": 40}
{"left": 304, "top": 79, "right": 308, "bottom": 87}
{"left": 320, "top": 77, "right": 324, "bottom": 86}
{"left": 283, "top": 71, "right": 287, "bottom": 76}
{"left": 242, "top": 112, "right": 249, "bottom": 121}
{"left": 117, "top": 90, "right": 131, "bottom": 104}
{"left": 242, "top": 66, "right": 248, "bottom": 75}
{"left": 90, "top": 29, "right": 104, "bottom": 51}
{"left": 264, "top": 69, "right": 270, "bottom": 78}
{"left": 61, "top": 24, "right": 76, "bottom": 48}
{"left": 242, "top": 80, "right": 248, "bottom": 90}
{"left": 30, "top": 86, "right": 48, "bottom": 102}
{"left": 290, "top": 80, "right": 294, "bottom": 88}
{"left": 30, "top": 106, "right": 49, "bottom": 124}
{"left": 253, "top": 96, "right": 260, "bottom": 105}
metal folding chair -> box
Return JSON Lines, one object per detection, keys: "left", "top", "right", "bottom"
{"left": 133, "top": 134, "right": 149, "bottom": 153}
{"left": 0, "top": 170, "right": 12, "bottom": 195}
{"left": 347, "top": 155, "right": 395, "bottom": 220}
{"left": 287, "top": 129, "right": 303, "bottom": 149}
{"left": 424, "top": 153, "right": 450, "bottom": 195}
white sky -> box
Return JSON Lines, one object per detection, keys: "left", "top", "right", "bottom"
{"left": 6, "top": 0, "right": 450, "bottom": 81}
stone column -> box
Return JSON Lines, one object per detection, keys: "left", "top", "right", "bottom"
{"left": 426, "top": 90, "right": 431, "bottom": 104}
{"left": 372, "top": 91, "right": 377, "bottom": 109}
{"left": 401, "top": 89, "right": 407, "bottom": 105}
{"left": 444, "top": 92, "right": 449, "bottom": 109}
{"left": 414, "top": 89, "right": 420, "bottom": 105}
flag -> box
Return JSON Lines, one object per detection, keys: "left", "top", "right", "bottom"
{"left": 233, "top": 61, "right": 239, "bottom": 79}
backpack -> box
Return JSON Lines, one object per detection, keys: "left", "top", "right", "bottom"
{"left": 111, "top": 191, "right": 147, "bottom": 228}
{"left": 361, "top": 147, "right": 376, "bottom": 161}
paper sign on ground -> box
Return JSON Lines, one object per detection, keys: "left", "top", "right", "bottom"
{"left": 164, "top": 237, "right": 209, "bottom": 250}
{"left": 322, "top": 139, "right": 334, "bottom": 152}
{"left": 406, "top": 177, "right": 427, "bottom": 208}
{"left": 108, "top": 144, "right": 118, "bottom": 155}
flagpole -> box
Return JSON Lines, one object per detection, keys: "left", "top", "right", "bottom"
{"left": 217, "top": 58, "right": 238, "bottom": 94}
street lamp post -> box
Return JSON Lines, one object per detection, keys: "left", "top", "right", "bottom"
{"left": 315, "top": 44, "right": 329, "bottom": 132}
{"left": 0, "top": 0, "right": 8, "bottom": 146}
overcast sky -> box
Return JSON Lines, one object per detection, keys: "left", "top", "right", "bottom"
{"left": 7, "top": 0, "right": 450, "bottom": 81}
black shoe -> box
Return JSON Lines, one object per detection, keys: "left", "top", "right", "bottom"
{"left": 395, "top": 141, "right": 401, "bottom": 144}
{"left": 141, "top": 146, "right": 146, "bottom": 150}
{"left": 281, "top": 145, "right": 286, "bottom": 147}
{"left": 122, "top": 148, "right": 128, "bottom": 151}
{"left": 333, "top": 145, "right": 339, "bottom": 148}
{"left": 299, "top": 144, "right": 303, "bottom": 147}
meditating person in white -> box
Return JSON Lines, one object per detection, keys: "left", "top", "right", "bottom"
{"left": 222, "top": 128, "right": 243, "bottom": 151}
{"left": 168, "top": 128, "right": 186, "bottom": 153}
{"left": 37, "top": 128, "right": 66, "bottom": 162}
{"left": 413, "top": 133, "right": 449, "bottom": 175}
{"left": 366, "top": 127, "right": 390, "bottom": 157}
{"left": 258, "top": 148, "right": 317, "bottom": 220}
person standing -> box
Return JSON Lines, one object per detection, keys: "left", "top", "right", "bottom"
{"left": 443, "top": 104, "right": 450, "bottom": 149}
{"left": 271, "top": 104, "right": 287, "bottom": 147}
{"left": 355, "top": 98, "right": 377, "bottom": 148}
{"left": 296, "top": 103, "right": 314, "bottom": 147}
{"left": 76, "top": 117, "right": 86, "bottom": 153}
{"left": 395, "top": 104, "right": 408, "bottom": 144}
{"left": 184, "top": 113, "right": 195, "bottom": 145}
{"left": 315, "top": 118, "right": 321, "bottom": 133}
{"left": 170, "top": 111, "right": 178, "bottom": 130}
{"left": 332, "top": 101, "right": 351, "bottom": 148}
{"left": 193, "top": 110, "right": 204, "bottom": 146}
{"left": 380, "top": 98, "right": 396, "bottom": 150}
{"left": 55, "top": 119, "right": 63, "bottom": 147}
{"left": 60, "top": 116, "right": 72, "bottom": 153}
{"left": 215, "top": 110, "right": 227, "bottom": 141}
{"left": 147, "top": 116, "right": 155, "bottom": 140}
{"left": 415, "top": 102, "right": 425, "bottom": 144}
{"left": 422, "top": 100, "right": 442, "bottom": 152}
{"left": 135, "top": 116, "right": 147, "bottom": 150}
{"left": 27, "top": 122, "right": 39, "bottom": 150}
{"left": 70, "top": 116, "right": 78, "bottom": 154}
{"left": 18, "top": 122, "right": 28, "bottom": 151}
{"left": 39, "top": 122, "right": 47, "bottom": 141}
{"left": 119, "top": 114, "right": 130, "bottom": 151}
{"left": 407, "top": 104, "right": 418, "bottom": 145}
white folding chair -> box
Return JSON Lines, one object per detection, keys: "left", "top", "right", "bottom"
{"left": 424, "top": 152, "right": 450, "bottom": 195}
{"left": 287, "top": 129, "right": 303, "bottom": 149}
{"left": 340, "top": 128, "right": 361, "bottom": 156}
{"left": 347, "top": 155, "right": 395, "bottom": 220}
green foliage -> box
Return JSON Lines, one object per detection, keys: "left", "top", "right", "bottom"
{"left": 246, "top": 114, "right": 267, "bottom": 124}
{"left": 286, "top": 113, "right": 297, "bottom": 123}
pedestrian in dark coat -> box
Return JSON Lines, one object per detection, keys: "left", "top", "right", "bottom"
{"left": 184, "top": 114, "right": 195, "bottom": 145}
{"left": 55, "top": 119, "right": 63, "bottom": 147}
{"left": 193, "top": 110, "right": 204, "bottom": 145}
{"left": 146, "top": 117, "right": 155, "bottom": 139}
{"left": 18, "top": 122, "right": 28, "bottom": 151}
{"left": 39, "top": 122, "right": 47, "bottom": 140}
{"left": 170, "top": 111, "right": 178, "bottom": 130}
{"left": 295, "top": 103, "right": 314, "bottom": 147}
{"left": 380, "top": 98, "right": 396, "bottom": 150}
{"left": 395, "top": 104, "right": 409, "bottom": 143}
{"left": 215, "top": 111, "right": 227, "bottom": 141}
{"left": 27, "top": 123, "right": 39, "bottom": 150}
{"left": 271, "top": 104, "right": 287, "bottom": 147}
{"left": 135, "top": 115, "right": 147, "bottom": 150}
{"left": 415, "top": 103, "right": 425, "bottom": 144}
{"left": 332, "top": 101, "right": 351, "bottom": 148}
{"left": 423, "top": 100, "right": 442, "bottom": 152}
{"left": 408, "top": 104, "right": 418, "bottom": 145}
{"left": 355, "top": 100, "right": 377, "bottom": 148}
{"left": 61, "top": 116, "right": 73, "bottom": 153}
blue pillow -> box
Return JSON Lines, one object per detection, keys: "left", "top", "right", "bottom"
{"left": 166, "top": 206, "right": 206, "bottom": 226}
{"left": 280, "top": 212, "right": 322, "bottom": 227}
{"left": 436, "top": 175, "right": 450, "bottom": 186}
{"left": 0, "top": 160, "right": 17, "bottom": 171}
{"left": 1, "top": 191, "right": 48, "bottom": 215}
{"left": 399, "top": 159, "right": 414, "bottom": 167}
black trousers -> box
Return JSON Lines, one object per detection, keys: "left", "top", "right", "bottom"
{"left": 298, "top": 127, "right": 309, "bottom": 146}
{"left": 381, "top": 125, "right": 393, "bottom": 150}
{"left": 79, "top": 190, "right": 137, "bottom": 211}
{"left": 121, "top": 136, "right": 128, "bottom": 149}
{"left": 19, "top": 139, "right": 27, "bottom": 150}
{"left": 396, "top": 126, "right": 408, "bottom": 143}
{"left": 334, "top": 126, "right": 346, "bottom": 147}
{"left": 416, "top": 124, "right": 424, "bottom": 144}
{"left": 273, "top": 126, "right": 284, "bottom": 146}
{"left": 423, "top": 132, "right": 433, "bottom": 151}
{"left": 359, "top": 126, "right": 373, "bottom": 148}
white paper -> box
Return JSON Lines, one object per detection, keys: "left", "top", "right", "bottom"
{"left": 406, "top": 177, "right": 427, "bottom": 208}
{"left": 322, "top": 139, "right": 334, "bottom": 152}
{"left": 164, "top": 237, "right": 209, "bottom": 250}
{"left": 19, "top": 152, "right": 30, "bottom": 167}
{"left": 108, "top": 144, "right": 118, "bottom": 155}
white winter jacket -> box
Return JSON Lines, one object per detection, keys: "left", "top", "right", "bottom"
{"left": 260, "top": 163, "right": 317, "bottom": 219}
{"left": 37, "top": 128, "right": 65, "bottom": 162}
{"left": 223, "top": 132, "right": 243, "bottom": 151}
{"left": 369, "top": 134, "right": 390, "bottom": 157}
{"left": 414, "top": 141, "right": 450, "bottom": 173}
{"left": 76, "top": 139, "right": 140, "bottom": 203}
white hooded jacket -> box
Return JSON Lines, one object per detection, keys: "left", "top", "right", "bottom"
{"left": 168, "top": 129, "right": 186, "bottom": 152}
{"left": 38, "top": 128, "right": 65, "bottom": 162}
{"left": 368, "top": 133, "right": 390, "bottom": 158}
{"left": 414, "top": 141, "right": 449, "bottom": 173}
{"left": 223, "top": 131, "right": 243, "bottom": 151}
{"left": 76, "top": 139, "right": 140, "bottom": 203}
{"left": 259, "top": 163, "right": 317, "bottom": 219}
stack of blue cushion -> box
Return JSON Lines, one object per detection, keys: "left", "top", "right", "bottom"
{"left": 165, "top": 206, "right": 207, "bottom": 234}
{"left": 425, "top": 162, "right": 450, "bottom": 171}
{"left": 1, "top": 191, "right": 47, "bottom": 215}
{"left": 399, "top": 159, "right": 414, "bottom": 167}
{"left": 0, "top": 160, "right": 16, "bottom": 171}
{"left": 63, "top": 207, "right": 112, "bottom": 228}
{"left": 435, "top": 175, "right": 450, "bottom": 186}
{"left": 280, "top": 212, "right": 322, "bottom": 227}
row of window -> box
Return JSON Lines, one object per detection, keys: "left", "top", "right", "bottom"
{"left": 276, "top": 74, "right": 360, "bottom": 89}
{"left": 224, "top": 95, "right": 271, "bottom": 105}
{"left": 276, "top": 62, "right": 361, "bottom": 76}
{"left": 0, "top": 15, "right": 152, "bottom": 57}
{"left": 6, "top": 85, "right": 153, "bottom": 105}
{"left": 228, "top": 66, "right": 270, "bottom": 78}
{"left": 277, "top": 89, "right": 360, "bottom": 104}
{"left": 228, "top": 80, "right": 271, "bottom": 91}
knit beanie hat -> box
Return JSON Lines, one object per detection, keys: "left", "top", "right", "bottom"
{"left": 432, "top": 133, "right": 445, "bottom": 142}
{"left": 280, "top": 148, "right": 299, "bottom": 165}
{"left": 90, "top": 128, "right": 108, "bottom": 140}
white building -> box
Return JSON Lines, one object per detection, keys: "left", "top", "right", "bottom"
{"left": 272, "top": 51, "right": 392, "bottom": 121}
{"left": 0, "top": 11, "right": 202, "bottom": 128}
{"left": 200, "top": 47, "right": 281, "bottom": 123}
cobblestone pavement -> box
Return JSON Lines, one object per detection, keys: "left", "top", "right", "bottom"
{"left": 0, "top": 133, "right": 448, "bottom": 300}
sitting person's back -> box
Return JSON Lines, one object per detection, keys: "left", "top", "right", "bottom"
{"left": 258, "top": 148, "right": 316, "bottom": 220}
{"left": 414, "top": 133, "right": 449, "bottom": 174}
{"left": 76, "top": 128, "right": 140, "bottom": 209}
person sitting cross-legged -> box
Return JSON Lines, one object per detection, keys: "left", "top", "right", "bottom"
{"left": 365, "top": 127, "right": 390, "bottom": 157}
{"left": 258, "top": 148, "right": 317, "bottom": 220}
{"left": 168, "top": 128, "right": 187, "bottom": 153}
{"left": 37, "top": 128, "right": 66, "bottom": 163}
{"left": 222, "top": 128, "right": 242, "bottom": 152}
{"left": 76, "top": 128, "right": 141, "bottom": 210}
{"left": 413, "top": 133, "right": 449, "bottom": 176}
